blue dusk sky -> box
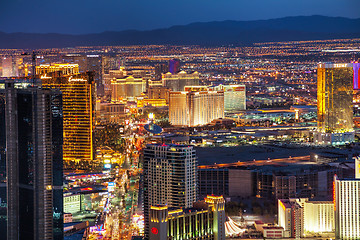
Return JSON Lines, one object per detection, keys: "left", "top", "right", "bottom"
{"left": 0, "top": 0, "right": 359, "bottom": 34}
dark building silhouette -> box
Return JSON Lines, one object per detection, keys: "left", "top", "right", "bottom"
{"left": 1, "top": 80, "right": 63, "bottom": 240}
{"left": 154, "top": 63, "right": 168, "bottom": 80}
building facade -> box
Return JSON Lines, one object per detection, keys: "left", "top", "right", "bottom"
{"left": 303, "top": 200, "right": 334, "bottom": 233}
{"left": 278, "top": 198, "right": 334, "bottom": 238}
{"left": 149, "top": 196, "right": 226, "bottom": 240}
{"left": 162, "top": 71, "right": 200, "bottom": 91}
{"left": 111, "top": 76, "right": 146, "bottom": 101}
{"left": 96, "top": 102, "right": 125, "bottom": 124}
{"left": 2, "top": 81, "right": 63, "bottom": 240}
{"left": 199, "top": 164, "right": 341, "bottom": 201}
{"left": 278, "top": 199, "right": 304, "bottom": 238}
{"left": 212, "top": 84, "right": 246, "bottom": 112}
{"left": 315, "top": 63, "right": 354, "bottom": 145}
{"left": 36, "top": 63, "right": 80, "bottom": 76}
{"left": 169, "top": 88, "right": 224, "bottom": 127}
{"left": 334, "top": 175, "right": 360, "bottom": 239}
{"left": 148, "top": 86, "right": 170, "bottom": 103}
{"left": 40, "top": 72, "right": 95, "bottom": 165}
{"left": 143, "top": 144, "right": 198, "bottom": 238}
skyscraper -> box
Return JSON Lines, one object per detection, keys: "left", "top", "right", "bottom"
{"left": 111, "top": 75, "right": 146, "bottom": 101}
{"left": 0, "top": 87, "right": 6, "bottom": 236}
{"left": 169, "top": 87, "right": 224, "bottom": 127}
{"left": 2, "top": 81, "right": 63, "bottom": 240}
{"left": 162, "top": 71, "right": 200, "bottom": 91}
{"left": 36, "top": 63, "right": 79, "bottom": 76}
{"left": 278, "top": 199, "right": 304, "bottom": 238}
{"left": 143, "top": 144, "right": 198, "bottom": 238}
{"left": 168, "top": 59, "right": 180, "bottom": 74}
{"left": 154, "top": 63, "right": 168, "bottom": 80}
{"left": 315, "top": 63, "right": 354, "bottom": 145}
{"left": 212, "top": 84, "right": 246, "bottom": 112}
{"left": 334, "top": 176, "right": 360, "bottom": 239}
{"left": 37, "top": 66, "right": 95, "bottom": 166}
{"left": 149, "top": 195, "right": 226, "bottom": 240}
{"left": 353, "top": 63, "right": 360, "bottom": 90}
{"left": 87, "top": 55, "right": 103, "bottom": 95}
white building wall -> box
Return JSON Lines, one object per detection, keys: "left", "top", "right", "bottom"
{"left": 335, "top": 177, "right": 360, "bottom": 239}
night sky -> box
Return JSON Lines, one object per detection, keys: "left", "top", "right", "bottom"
{"left": 0, "top": 0, "right": 359, "bottom": 34}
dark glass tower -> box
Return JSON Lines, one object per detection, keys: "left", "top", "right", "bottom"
{"left": 50, "top": 92, "right": 64, "bottom": 240}
{"left": 2, "top": 81, "right": 63, "bottom": 240}
{"left": 0, "top": 88, "right": 6, "bottom": 238}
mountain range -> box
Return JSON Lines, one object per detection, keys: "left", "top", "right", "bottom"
{"left": 1, "top": 15, "right": 360, "bottom": 49}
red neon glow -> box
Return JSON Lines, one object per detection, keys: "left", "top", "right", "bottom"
{"left": 333, "top": 181, "right": 336, "bottom": 211}
{"left": 151, "top": 227, "right": 158, "bottom": 235}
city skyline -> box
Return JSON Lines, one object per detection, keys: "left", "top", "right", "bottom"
{"left": 0, "top": 0, "right": 359, "bottom": 236}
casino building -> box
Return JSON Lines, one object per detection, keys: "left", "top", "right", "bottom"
{"left": 169, "top": 86, "right": 224, "bottom": 127}
{"left": 149, "top": 195, "right": 226, "bottom": 240}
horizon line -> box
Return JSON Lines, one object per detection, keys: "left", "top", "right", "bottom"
{"left": 0, "top": 14, "right": 358, "bottom": 36}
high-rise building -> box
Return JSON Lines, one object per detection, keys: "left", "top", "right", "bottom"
{"left": 353, "top": 63, "right": 360, "bottom": 90}
{"left": 36, "top": 63, "right": 79, "bottom": 76}
{"left": 315, "top": 63, "right": 354, "bottom": 145}
{"left": 62, "top": 54, "right": 87, "bottom": 73}
{"left": 169, "top": 87, "right": 224, "bottom": 127}
{"left": 102, "top": 55, "right": 119, "bottom": 75}
{"left": 278, "top": 198, "right": 304, "bottom": 238}
{"left": 303, "top": 200, "right": 334, "bottom": 234}
{"left": 212, "top": 84, "right": 246, "bottom": 112}
{"left": 86, "top": 55, "right": 103, "bottom": 95}
{"left": 154, "top": 63, "right": 168, "bottom": 80}
{"left": 162, "top": 71, "right": 200, "bottom": 91}
{"left": 168, "top": 59, "right": 180, "bottom": 74}
{"left": 111, "top": 75, "right": 146, "bottom": 101}
{"left": 0, "top": 87, "right": 6, "bottom": 236}
{"left": 334, "top": 157, "right": 360, "bottom": 240}
{"left": 1, "top": 81, "right": 63, "bottom": 240}
{"left": 102, "top": 67, "right": 127, "bottom": 97}
{"left": 96, "top": 102, "right": 125, "bottom": 124}
{"left": 143, "top": 144, "right": 198, "bottom": 238}
{"left": 278, "top": 198, "right": 334, "bottom": 238}
{"left": 37, "top": 65, "right": 95, "bottom": 165}
{"left": 149, "top": 195, "right": 226, "bottom": 240}
{"left": 1, "top": 56, "right": 23, "bottom": 77}
{"left": 147, "top": 86, "right": 170, "bottom": 103}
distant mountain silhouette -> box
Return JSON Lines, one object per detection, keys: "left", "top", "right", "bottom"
{"left": 1, "top": 15, "right": 359, "bottom": 49}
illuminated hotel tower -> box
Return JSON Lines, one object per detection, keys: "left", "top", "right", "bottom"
{"left": 149, "top": 195, "right": 226, "bottom": 240}
{"left": 334, "top": 157, "right": 360, "bottom": 239}
{"left": 37, "top": 64, "right": 95, "bottom": 164}
{"left": 143, "top": 144, "right": 198, "bottom": 238}
{"left": 315, "top": 63, "right": 354, "bottom": 145}
{"left": 111, "top": 75, "right": 146, "bottom": 101}
{"left": 162, "top": 71, "right": 200, "bottom": 91}
{"left": 212, "top": 84, "right": 246, "bottom": 112}
{"left": 169, "top": 86, "right": 224, "bottom": 127}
